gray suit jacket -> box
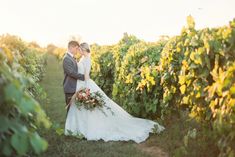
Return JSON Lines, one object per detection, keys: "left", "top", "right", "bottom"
{"left": 63, "top": 53, "right": 85, "bottom": 94}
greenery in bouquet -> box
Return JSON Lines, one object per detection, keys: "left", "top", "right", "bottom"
{"left": 72, "top": 88, "right": 114, "bottom": 116}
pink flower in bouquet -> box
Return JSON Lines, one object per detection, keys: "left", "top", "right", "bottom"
{"left": 86, "top": 89, "right": 91, "bottom": 96}
{"left": 77, "top": 93, "right": 83, "bottom": 100}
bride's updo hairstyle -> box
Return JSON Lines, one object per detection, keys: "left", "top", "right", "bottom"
{"left": 80, "top": 42, "right": 90, "bottom": 53}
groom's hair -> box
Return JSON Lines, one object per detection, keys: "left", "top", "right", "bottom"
{"left": 68, "top": 41, "right": 80, "bottom": 48}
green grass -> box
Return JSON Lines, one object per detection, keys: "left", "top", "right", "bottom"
{"left": 39, "top": 54, "right": 218, "bottom": 157}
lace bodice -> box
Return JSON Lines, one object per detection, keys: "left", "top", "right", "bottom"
{"left": 76, "top": 56, "right": 91, "bottom": 91}
{"left": 77, "top": 56, "right": 91, "bottom": 75}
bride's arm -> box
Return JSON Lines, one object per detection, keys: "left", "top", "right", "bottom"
{"left": 84, "top": 58, "right": 91, "bottom": 87}
{"left": 85, "top": 71, "right": 90, "bottom": 80}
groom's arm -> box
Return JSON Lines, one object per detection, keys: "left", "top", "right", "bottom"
{"left": 63, "top": 58, "right": 85, "bottom": 81}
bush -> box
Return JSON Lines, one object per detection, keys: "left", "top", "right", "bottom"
{"left": 90, "top": 44, "right": 115, "bottom": 96}
{"left": 159, "top": 16, "right": 235, "bottom": 156}
{"left": 112, "top": 41, "right": 166, "bottom": 117}
{"left": 0, "top": 35, "right": 51, "bottom": 156}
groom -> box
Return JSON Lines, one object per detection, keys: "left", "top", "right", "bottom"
{"left": 63, "top": 41, "right": 85, "bottom": 114}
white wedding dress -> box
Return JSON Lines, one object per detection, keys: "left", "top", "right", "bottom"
{"left": 65, "top": 56, "right": 165, "bottom": 143}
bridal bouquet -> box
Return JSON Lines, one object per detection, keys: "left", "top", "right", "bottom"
{"left": 72, "top": 88, "right": 113, "bottom": 115}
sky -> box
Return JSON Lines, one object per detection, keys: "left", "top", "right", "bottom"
{"left": 0, "top": 0, "right": 234, "bottom": 47}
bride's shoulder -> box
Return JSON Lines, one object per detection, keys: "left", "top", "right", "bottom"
{"left": 83, "top": 56, "right": 91, "bottom": 62}
{"left": 83, "top": 57, "right": 91, "bottom": 68}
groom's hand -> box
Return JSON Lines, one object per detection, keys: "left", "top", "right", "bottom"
{"left": 80, "top": 74, "right": 85, "bottom": 81}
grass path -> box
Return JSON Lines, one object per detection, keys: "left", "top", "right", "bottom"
{"left": 39, "top": 54, "right": 168, "bottom": 157}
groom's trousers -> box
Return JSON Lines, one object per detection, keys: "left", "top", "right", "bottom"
{"left": 65, "top": 93, "right": 75, "bottom": 116}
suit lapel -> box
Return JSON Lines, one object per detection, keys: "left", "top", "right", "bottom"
{"left": 66, "top": 53, "right": 77, "bottom": 71}
{"left": 65, "top": 53, "right": 75, "bottom": 63}
{"left": 66, "top": 53, "right": 73, "bottom": 60}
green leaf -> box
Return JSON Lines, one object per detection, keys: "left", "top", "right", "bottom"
{"left": 112, "top": 84, "right": 118, "bottom": 96}
{"left": 187, "top": 15, "right": 195, "bottom": 29}
{"left": 179, "top": 75, "right": 186, "bottom": 85}
{"left": 183, "top": 135, "right": 189, "bottom": 147}
{"left": 30, "top": 132, "right": 48, "bottom": 154}
{"left": 197, "top": 68, "right": 209, "bottom": 79}
{"left": 11, "top": 132, "right": 29, "bottom": 155}
{"left": 2, "top": 140, "right": 13, "bottom": 156}
{"left": 19, "top": 96, "right": 36, "bottom": 115}
{"left": 4, "top": 83, "right": 22, "bottom": 103}
{"left": 8, "top": 120, "right": 24, "bottom": 133}
{"left": 189, "top": 63, "right": 198, "bottom": 69}
{"left": 180, "top": 85, "right": 186, "bottom": 94}
{"left": 152, "top": 103, "right": 157, "bottom": 113}
{"left": 188, "top": 128, "right": 197, "bottom": 139}
{"left": 204, "top": 55, "right": 211, "bottom": 70}
{"left": 56, "top": 128, "right": 64, "bottom": 136}
{"left": 230, "top": 85, "right": 235, "bottom": 98}
{"left": 182, "top": 96, "right": 189, "bottom": 104}
{"left": 0, "top": 116, "right": 9, "bottom": 132}
{"left": 152, "top": 69, "right": 157, "bottom": 77}
{"left": 132, "top": 105, "right": 140, "bottom": 114}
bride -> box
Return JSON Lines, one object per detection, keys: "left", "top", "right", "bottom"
{"left": 65, "top": 42, "right": 165, "bottom": 143}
